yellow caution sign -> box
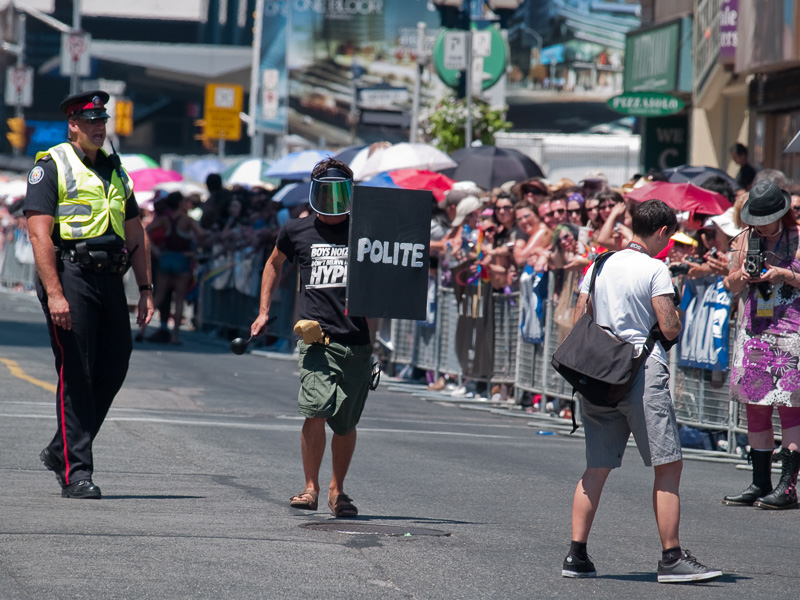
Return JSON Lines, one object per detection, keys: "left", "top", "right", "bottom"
{"left": 204, "top": 84, "right": 243, "bottom": 142}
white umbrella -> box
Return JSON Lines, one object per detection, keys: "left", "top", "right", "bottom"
{"left": 223, "top": 158, "right": 274, "bottom": 187}
{"left": 352, "top": 143, "right": 457, "bottom": 181}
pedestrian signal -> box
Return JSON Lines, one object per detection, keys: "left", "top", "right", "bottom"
{"left": 6, "top": 117, "right": 27, "bottom": 149}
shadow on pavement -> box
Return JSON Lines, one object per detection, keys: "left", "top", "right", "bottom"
{"left": 101, "top": 494, "right": 206, "bottom": 500}
{"left": 599, "top": 572, "right": 749, "bottom": 584}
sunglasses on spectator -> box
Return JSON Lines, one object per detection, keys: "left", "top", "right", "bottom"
{"left": 567, "top": 208, "right": 582, "bottom": 216}
{"left": 793, "top": 206, "right": 800, "bottom": 213}
{"left": 559, "top": 233, "right": 574, "bottom": 242}
{"left": 598, "top": 203, "right": 614, "bottom": 210}
{"left": 545, "top": 208, "right": 566, "bottom": 217}
{"left": 586, "top": 205, "right": 599, "bottom": 212}
{"left": 496, "top": 205, "right": 513, "bottom": 211}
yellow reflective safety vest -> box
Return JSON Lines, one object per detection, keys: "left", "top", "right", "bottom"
{"left": 35, "top": 142, "right": 132, "bottom": 241}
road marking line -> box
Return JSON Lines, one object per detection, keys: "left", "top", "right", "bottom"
{"left": 0, "top": 358, "right": 56, "bottom": 394}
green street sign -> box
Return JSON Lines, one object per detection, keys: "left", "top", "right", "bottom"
{"left": 607, "top": 92, "right": 685, "bottom": 117}
{"left": 433, "top": 25, "right": 507, "bottom": 92}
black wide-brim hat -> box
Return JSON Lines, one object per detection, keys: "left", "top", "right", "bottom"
{"left": 740, "top": 180, "right": 791, "bottom": 226}
{"left": 59, "top": 90, "right": 111, "bottom": 119}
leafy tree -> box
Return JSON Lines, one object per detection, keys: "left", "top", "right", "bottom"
{"left": 419, "top": 96, "right": 512, "bottom": 153}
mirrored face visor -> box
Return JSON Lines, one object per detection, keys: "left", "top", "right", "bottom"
{"left": 309, "top": 169, "right": 353, "bottom": 215}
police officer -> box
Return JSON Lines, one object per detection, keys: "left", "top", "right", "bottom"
{"left": 23, "top": 90, "right": 154, "bottom": 499}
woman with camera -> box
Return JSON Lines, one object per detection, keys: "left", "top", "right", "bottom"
{"left": 723, "top": 180, "right": 800, "bottom": 510}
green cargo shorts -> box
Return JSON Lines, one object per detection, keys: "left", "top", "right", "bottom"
{"left": 297, "top": 339, "right": 372, "bottom": 436}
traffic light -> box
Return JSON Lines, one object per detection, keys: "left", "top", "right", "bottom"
{"left": 115, "top": 99, "right": 133, "bottom": 136}
{"left": 432, "top": 0, "right": 469, "bottom": 29}
{"left": 486, "top": 0, "right": 525, "bottom": 28}
{"left": 6, "top": 117, "right": 27, "bottom": 150}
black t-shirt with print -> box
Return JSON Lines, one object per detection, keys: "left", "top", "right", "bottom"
{"left": 277, "top": 215, "right": 369, "bottom": 345}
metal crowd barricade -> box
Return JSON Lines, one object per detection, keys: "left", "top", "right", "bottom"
{"left": 437, "top": 288, "right": 463, "bottom": 378}
{"left": 491, "top": 291, "right": 519, "bottom": 384}
{"left": 514, "top": 273, "right": 574, "bottom": 404}
{"left": 0, "top": 238, "right": 37, "bottom": 291}
{"left": 197, "top": 250, "right": 297, "bottom": 344}
{"left": 389, "top": 319, "right": 415, "bottom": 365}
{"left": 388, "top": 285, "right": 519, "bottom": 387}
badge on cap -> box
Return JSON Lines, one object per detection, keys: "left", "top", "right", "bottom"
{"left": 93, "top": 96, "right": 102, "bottom": 107}
{"left": 28, "top": 166, "right": 44, "bottom": 185}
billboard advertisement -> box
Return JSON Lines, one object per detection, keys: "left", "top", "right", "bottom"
{"left": 278, "top": 0, "right": 444, "bottom": 145}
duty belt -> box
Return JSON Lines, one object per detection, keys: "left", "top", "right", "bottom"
{"left": 56, "top": 244, "right": 130, "bottom": 274}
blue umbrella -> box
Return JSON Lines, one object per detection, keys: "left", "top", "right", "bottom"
{"left": 263, "top": 150, "right": 330, "bottom": 180}
{"left": 272, "top": 181, "right": 311, "bottom": 207}
{"left": 359, "top": 172, "right": 400, "bottom": 190}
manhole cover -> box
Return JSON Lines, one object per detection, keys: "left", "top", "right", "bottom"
{"left": 300, "top": 522, "right": 450, "bottom": 537}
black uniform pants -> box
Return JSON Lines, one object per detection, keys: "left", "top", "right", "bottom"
{"left": 36, "top": 260, "right": 132, "bottom": 485}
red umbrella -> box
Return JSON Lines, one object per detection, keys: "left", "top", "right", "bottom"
{"left": 361, "top": 169, "right": 455, "bottom": 202}
{"left": 625, "top": 181, "right": 730, "bottom": 215}
{"left": 130, "top": 168, "right": 183, "bottom": 192}
{"left": 388, "top": 169, "right": 455, "bottom": 201}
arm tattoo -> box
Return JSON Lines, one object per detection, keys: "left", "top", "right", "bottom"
{"left": 653, "top": 295, "right": 680, "bottom": 333}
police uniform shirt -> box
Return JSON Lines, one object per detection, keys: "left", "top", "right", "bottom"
{"left": 23, "top": 144, "right": 139, "bottom": 249}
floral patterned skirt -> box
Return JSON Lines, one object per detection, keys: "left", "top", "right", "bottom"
{"left": 730, "top": 288, "right": 800, "bottom": 407}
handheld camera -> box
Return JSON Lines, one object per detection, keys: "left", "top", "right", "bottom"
{"left": 743, "top": 236, "right": 764, "bottom": 278}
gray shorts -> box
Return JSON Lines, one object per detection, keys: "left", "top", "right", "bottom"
{"left": 581, "top": 356, "right": 682, "bottom": 469}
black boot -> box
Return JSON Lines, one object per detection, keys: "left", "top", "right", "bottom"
{"left": 722, "top": 449, "right": 773, "bottom": 506}
{"left": 754, "top": 449, "right": 800, "bottom": 510}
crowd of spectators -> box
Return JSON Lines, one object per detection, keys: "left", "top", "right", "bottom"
{"left": 423, "top": 164, "right": 800, "bottom": 430}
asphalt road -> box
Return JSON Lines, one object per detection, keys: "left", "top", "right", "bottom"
{"left": 0, "top": 287, "right": 797, "bottom": 600}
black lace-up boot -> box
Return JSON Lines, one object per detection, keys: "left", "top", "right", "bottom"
{"left": 722, "top": 449, "right": 773, "bottom": 506}
{"left": 754, "top": 449, "right": 800, "bottom": 510}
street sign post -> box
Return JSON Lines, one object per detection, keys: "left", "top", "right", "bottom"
{"left": 204, "top": 83, "right": 243, "bottom": 141}
{"left": 443, "top": 31, "right": 467, "bottom": 70}
{"left": 60, "top": 31, "right": 91, "bottom": 77}
{"left": 4, "top": 66, "right": 33, "bottom": 108}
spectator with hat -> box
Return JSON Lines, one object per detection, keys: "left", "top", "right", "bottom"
{"left": 723, "top": 180, "right": 800, "bottom": 510}
{"left": 23, "top": 89, "right": 154, "bottom": 499}
{"left": 579, "top": 170, "right": 607, "bottom": 198}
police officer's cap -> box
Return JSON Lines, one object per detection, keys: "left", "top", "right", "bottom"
{"left": 59, "top": 90, "right": 111, "bottom": 120}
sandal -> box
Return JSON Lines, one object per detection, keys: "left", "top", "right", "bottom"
{"left": 328, "top": 493, "right": 358, "bottom": 518}
{"left": 289, "top": 489, "right": 319, "bottom": 510}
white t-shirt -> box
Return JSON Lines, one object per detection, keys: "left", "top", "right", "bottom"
{"left": 579, "top": 249, "right": 675, "bottom": 366}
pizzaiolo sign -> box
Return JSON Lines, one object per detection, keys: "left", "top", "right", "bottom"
{"left": 607, "top": 92, "right": 685, "bottom": 118}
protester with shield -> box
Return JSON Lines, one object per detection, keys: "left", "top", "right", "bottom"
{"left": 250, "top": 158, "right": 370, "bottom": 518}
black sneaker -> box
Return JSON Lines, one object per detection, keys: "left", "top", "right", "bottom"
{"left": 562, "top": 554, "right": 596, "bottom": 578}
{"left": 657, "top": 550, "right": 722, "bottom": 583}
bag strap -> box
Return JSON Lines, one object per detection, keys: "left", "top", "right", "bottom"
{"left": 584, "top": 251, "right": 615, "bottom": 313}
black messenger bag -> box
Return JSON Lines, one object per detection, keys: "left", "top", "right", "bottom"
{"left": 551, "top": 252, "right": 657, "bottom": 429}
